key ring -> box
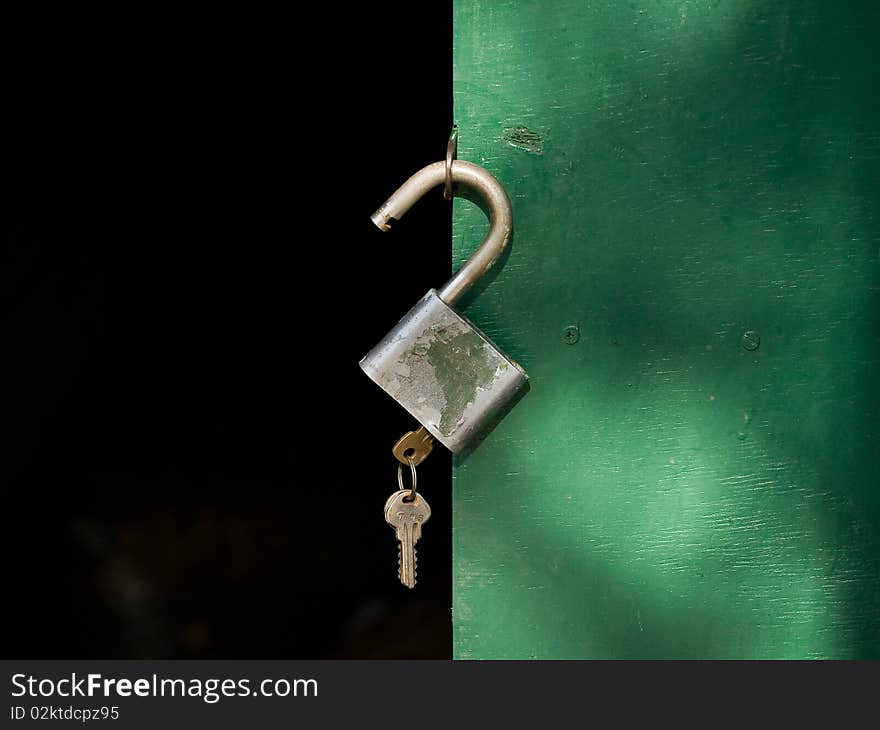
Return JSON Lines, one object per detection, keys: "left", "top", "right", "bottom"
{"left": 397, "top": 456, "right": 418, "bottom": 500}
{"left": 444, "top": 124, "right": 458, "bottom": 201}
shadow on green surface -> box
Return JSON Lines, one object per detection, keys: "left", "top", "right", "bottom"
{"left": 453, "top": 0, "right": 880, "bottom": 658}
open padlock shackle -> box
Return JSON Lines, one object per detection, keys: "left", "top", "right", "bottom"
{"left": 370, "top": 160, "right": 513, "bottom": 307}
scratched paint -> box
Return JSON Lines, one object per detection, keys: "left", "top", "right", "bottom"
{"left": 503, "top": 125, "right": 544, "bottom": 155}
{"left": 453, "top": 0, "right": 880, "bottom": 658}
{"left": 427, "top": 327, "right": 504, "bottom": 433}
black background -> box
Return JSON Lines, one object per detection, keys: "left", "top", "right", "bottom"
{"left": 5, "top": 5, "right": 451, "bottom": 658}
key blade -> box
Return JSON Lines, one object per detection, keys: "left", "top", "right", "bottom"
{"left": 399, "top": 522, "right": 416, "bottom": 588}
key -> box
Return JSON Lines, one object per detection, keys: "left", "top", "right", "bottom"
{"left": 392, "top": 426, "right": 434, "bottom": 466}
{"left": 385, "top": 490, "right": 431, "bottom": 588}
{"left": 385, "top": 489, "right": 431, "bottom": 588}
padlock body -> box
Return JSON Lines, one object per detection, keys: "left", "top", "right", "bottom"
{"left": 360, "top": 290, "right": 529, "bottom": 453}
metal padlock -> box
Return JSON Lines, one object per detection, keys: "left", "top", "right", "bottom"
{"left": 360, "top": 160, "right": 529, "bottom": 454}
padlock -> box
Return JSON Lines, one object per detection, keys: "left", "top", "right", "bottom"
{"left": 360, "top": 160, "right": 529, "bottom": 454}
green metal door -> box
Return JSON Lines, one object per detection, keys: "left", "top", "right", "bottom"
{"left": 452, "top": 0, "right": 880, "bottom": 659}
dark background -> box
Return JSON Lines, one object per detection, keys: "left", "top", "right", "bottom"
{"left": 4, "top": 5, "right": 452, "bottom": 658}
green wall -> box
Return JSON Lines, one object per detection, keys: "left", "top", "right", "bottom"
{"left": 452, "top": 0, "right": 880, "bottom": 659}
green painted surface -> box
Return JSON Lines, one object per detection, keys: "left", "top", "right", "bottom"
{"left": 452, "top": 0, "right": 880, "bottom": 658}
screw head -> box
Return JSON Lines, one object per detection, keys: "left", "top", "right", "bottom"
{"left": 562, "top": 325, "right": 580, "bottom": 345}
{"left": 741, "top": 330, "right": 760, "bottom": 351}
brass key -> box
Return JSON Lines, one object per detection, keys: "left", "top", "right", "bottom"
{"left": 392, "top": 426, "right": 434, "bottom": 466}
{"left": 385, "top": 489, "right": 431, "bottom": 589}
